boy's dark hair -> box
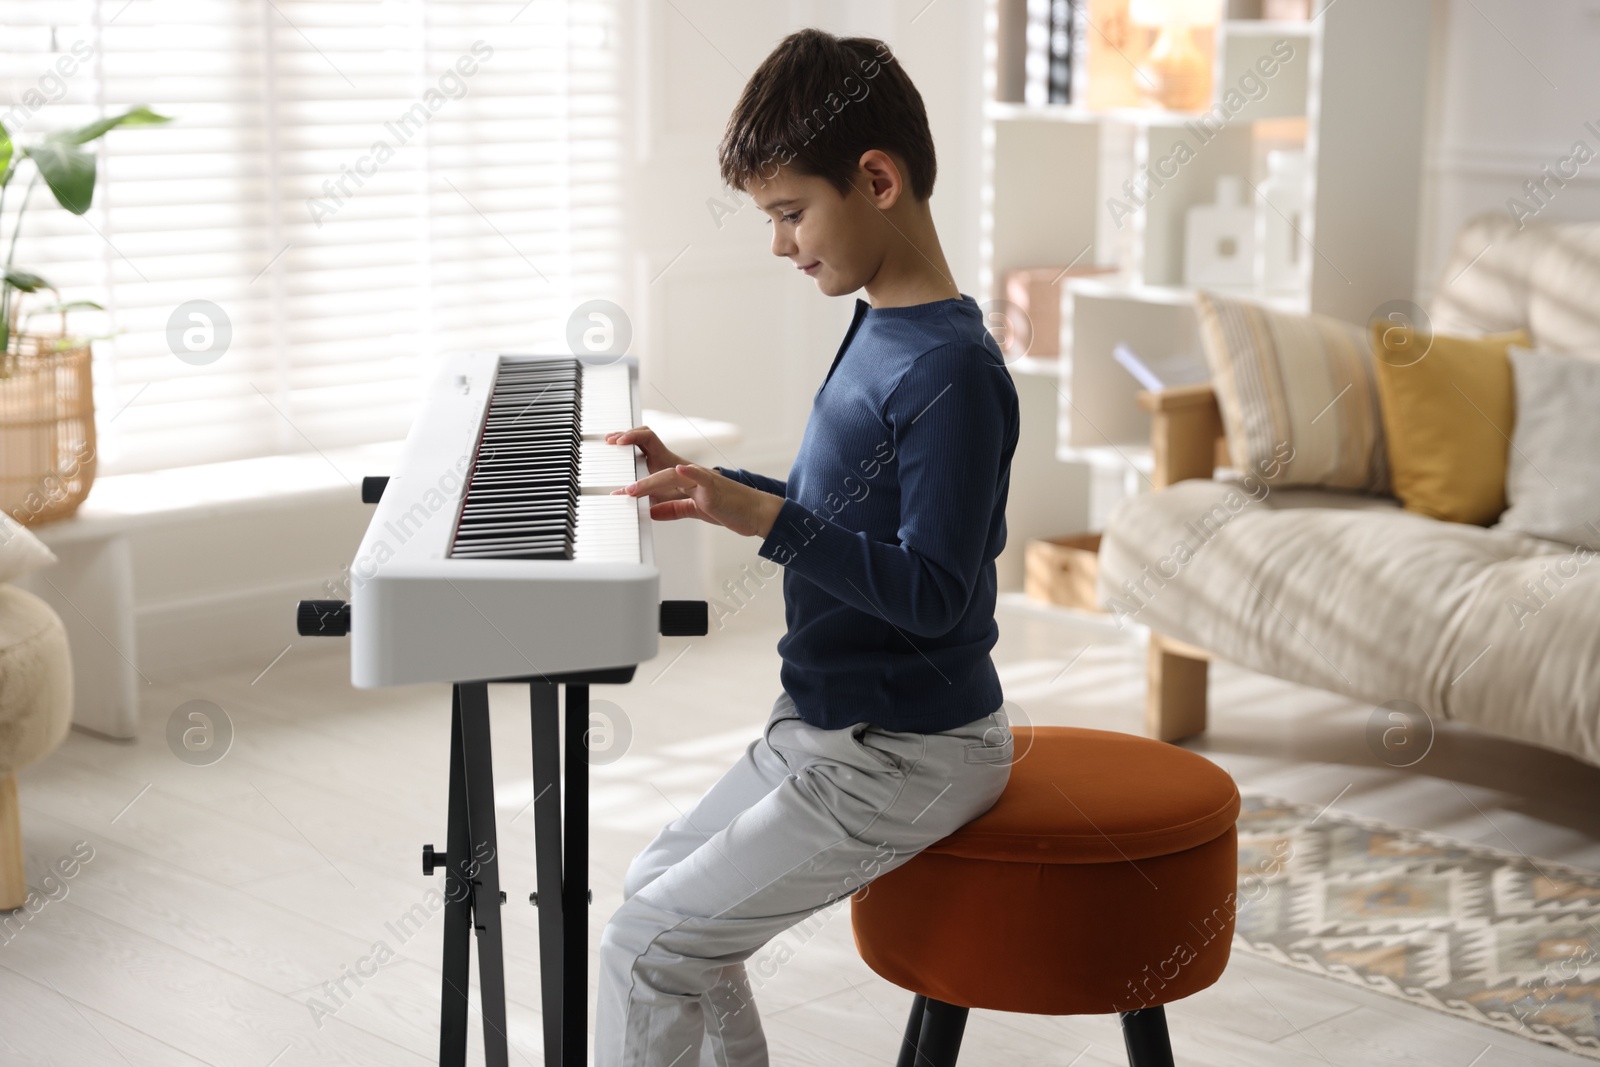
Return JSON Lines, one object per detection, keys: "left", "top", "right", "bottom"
{"left": 718, "top": 28, "right": 937, "bottom": 202}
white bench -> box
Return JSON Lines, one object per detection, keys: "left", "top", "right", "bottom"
{"left": 16, "top": 409, "right": 741, "bottom": 739}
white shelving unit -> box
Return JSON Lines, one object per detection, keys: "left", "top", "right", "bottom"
{"left": 981, "top": 0, "right": 1431, "bottom": 530}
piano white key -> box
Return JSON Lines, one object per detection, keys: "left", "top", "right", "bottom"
{"left": 581, "top": 365, "right": 633, "bottom": 437}
{"left": 579, "top": 440, "right": 639, "bottom": 491}
{"left": 573, "top": 496, "right": 639, "bottom": 563}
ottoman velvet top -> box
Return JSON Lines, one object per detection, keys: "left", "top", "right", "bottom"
{"left": 926, "top": 726, "right": 1240, "bottom": 864}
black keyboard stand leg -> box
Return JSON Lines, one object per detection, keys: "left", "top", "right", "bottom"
{"left": 456, "top": 682, "right": 510, "bottom": 1067}
{"left": 563, "top": 684, "right": 590, "bottom": 1067}
{"left": 529, "top": 682, "right": 565, "bottom": 1067}
{"left": 438, "top": 686, "right": 472, "bottom": 1067}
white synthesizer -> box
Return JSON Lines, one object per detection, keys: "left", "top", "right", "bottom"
{"left": 295, "top": 352, "right": 707, "bottom": 687}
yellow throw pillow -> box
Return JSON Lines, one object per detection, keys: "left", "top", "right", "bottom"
{"left": 1370, "top": 325, "right": 1530, "bottom": 525}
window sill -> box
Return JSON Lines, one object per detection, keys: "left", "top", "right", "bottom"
{"left": 27, "top": 407, "right": 742, "bottom": 546}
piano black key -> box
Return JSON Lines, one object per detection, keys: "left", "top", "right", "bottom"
{"left": 452, "top": 539, "right": 571, "bottom": 553}
{"left": 470, "top": 452, "right": 578, "bottom": 467}
{"left": 449, "top": 356, "right": 585, "bottom": 561}
{"left": 455, "top": 525, "right": 574, "bottom": 539}
{"left": 450, "top": 547, "right": 570, "bottom": 561}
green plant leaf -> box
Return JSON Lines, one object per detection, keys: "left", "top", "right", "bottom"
{"left": 0, "top": 121, "right": 12, "bottom": 187}
{"left": 27, "top": 299, "right": 102, "bottom": 315}
{"left": 3, "top": 269, "right": 48, "bottom": 292}
{"left": 22, "top": 140, "right": 96, "bottom": 214}
{"left": 53, "top": 106, "right": 173, "bottom": 146}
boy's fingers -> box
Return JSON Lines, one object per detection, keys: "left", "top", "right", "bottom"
{"left": 604, "top": 426, "right": 655, "bottom": 446}
{"left": 622, "top": 467, "right": 686, "bottom": 497}
{"left": 649, "top": 498, "right": 701, "bottom": 522}
{"left": 674, "top": 463, "right": 712, "bottom": 481}
{"left": 650, "top": 498, "right": 725, "bottom": 526}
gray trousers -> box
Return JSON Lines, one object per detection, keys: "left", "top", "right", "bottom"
{"left": 594, "top": 691, "right": 1014, "bottom": 1067}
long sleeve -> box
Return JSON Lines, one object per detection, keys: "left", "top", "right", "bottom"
{"left": 714, "top": 465, "right": 788, "bottom": 498}
{"left": 755, "top": 341, "right": 1012, "bottom": 639}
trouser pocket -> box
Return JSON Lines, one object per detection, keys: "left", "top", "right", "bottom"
{"left": 959, "top": 706, "right": 1015, "bottom": 764}
{"left": 764, "top": 691, "right": 800, "bottom": 743}
{"left": 850, "top": 722, "right": 910, "bottom": 775}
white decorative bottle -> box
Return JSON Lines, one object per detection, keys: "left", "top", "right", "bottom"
{"left": 1256, "top": 149, "right": 1307, "bottom": 293}
{"left": 1184, "top": 175, "right": 1256, "bottom": 288}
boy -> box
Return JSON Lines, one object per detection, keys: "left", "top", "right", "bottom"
{"left": 595, "top": 27, "right": 1020, "bottom": 1067}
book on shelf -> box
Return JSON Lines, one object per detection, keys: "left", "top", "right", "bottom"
{"left": 1048, "top": 0, "right": 1074, "bottom": 104}
{"left": 1112, "top": 342, "right": 1209, "bottom": 392}
{"left": 996, "top": 0, "right": 1076, "bottom": 105}
{"left": 995, "top": 0, "right": 1029, "bottom": 102}
{"left": 1025, "top": 0, "right": 1050, "bottom": 105}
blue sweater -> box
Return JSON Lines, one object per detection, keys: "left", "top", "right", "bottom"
{"left": 715, "top": 294, "right": 1020, "bottom": 733}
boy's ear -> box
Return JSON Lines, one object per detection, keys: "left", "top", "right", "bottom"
{"left": 855, "top": 149, "right": 905, "bottom": 209}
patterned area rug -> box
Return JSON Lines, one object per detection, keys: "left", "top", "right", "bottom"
{"left": 1234, "top": 794, "right": 1600, "bottom": 1060}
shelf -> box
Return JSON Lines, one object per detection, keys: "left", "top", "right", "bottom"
{"left": 985, "top": 101, "right": 1099, "bottom": 124}
{"left": 1056, "top": 442, "right": 1153, "bottom": 475}
{"left": 1221, "top": 19, "right": 1317, "bottom": 37}
{"left": 988, "top": 17, "right": 1315, "bottom": 130}
{"left": 986, "top": 99, "right": 1256, "bottom": 129}
{"left": 1067, "top": 275, "right": 1309, "bottom": 314}
{"left": 981, "top": 0, "right": 1431, "bottom": 550}
{"left": 1008, "top": 355, "right": 1062, "bottom": 378}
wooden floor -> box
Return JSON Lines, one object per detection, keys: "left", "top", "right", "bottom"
{"left": 5, "top": 586, "right": 1599, "bottom": 1066}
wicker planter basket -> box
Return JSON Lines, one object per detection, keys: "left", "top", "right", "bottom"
{"left": 0, "top": 334, "right": 97, "bottom": 526}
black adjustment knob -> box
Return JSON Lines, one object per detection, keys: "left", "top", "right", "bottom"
{"left": 362, "top": 475, "right": 388, "bottom": 504}
{"left": 297, "top": 600, "right": 351, "bottom": 637}
{"left": 659, "top": 600, "right": 709, "bottom": 637}
{"left": 422, "top": 844, "right": 446, "bottom": 875}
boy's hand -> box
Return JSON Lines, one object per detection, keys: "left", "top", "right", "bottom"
{"left": 604, "top": 426, "right": 689, "bottom": 483}
{"left": 612, "top": 464, "right": 784, "bottom": 539}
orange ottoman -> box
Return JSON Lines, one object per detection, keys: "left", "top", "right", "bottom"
{"left": 851, "top": 726, "right": 1240, "bottom": 1067}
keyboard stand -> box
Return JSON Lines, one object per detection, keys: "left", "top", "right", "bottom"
{"left": 433, "top": 681, "right": 508, "bottom": 1066}
{"left": 428, "top": 666, "right": 636, "bottom": 1067}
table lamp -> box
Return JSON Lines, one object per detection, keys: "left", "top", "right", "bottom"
{"left": 1129, "top": 0, "right": 1221, "bottom": 111}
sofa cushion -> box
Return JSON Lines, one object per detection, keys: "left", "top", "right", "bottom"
{"left": 1195, "top": 289, "right": 1389, "bottom": 494}
{"left": 1496, "top": 346, "right": 1600, "bottom": 550}
{"left": 1526, "top": 223, "right": 1600, "bottom": 357}
{"left": 1429, "top": 211, "right": 1600, "bottom": 358}
{"left": 1098, "top": 479, "right": 1600, "bottom": 766}
{"left": 1370, "top": 326, "right": 1529, "bottom": 525}
{"left": 1429, "top": 212, "right": 1545, "bottom": 338}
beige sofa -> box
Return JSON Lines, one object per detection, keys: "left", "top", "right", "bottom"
{"left": 1097, "top": 212, "right": 1600, "bottom": 768}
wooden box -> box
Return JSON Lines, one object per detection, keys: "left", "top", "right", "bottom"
{"left": 1024, "top": 532, "right": 1103, "bottom": 612}
{"left": 1001, "top": 265, "right": 1118, "bottom": 358}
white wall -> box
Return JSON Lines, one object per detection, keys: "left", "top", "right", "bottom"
{"left": 1417, "top": 0, "right": 1600, "bottom": 301}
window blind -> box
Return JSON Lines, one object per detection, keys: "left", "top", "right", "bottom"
{"left": 0, "top": 0, "right": 622, "bottom": 475}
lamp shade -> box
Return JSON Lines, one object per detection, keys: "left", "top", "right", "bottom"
{"left": 1129, "top": 0, "right": 1221, "bottom": 26}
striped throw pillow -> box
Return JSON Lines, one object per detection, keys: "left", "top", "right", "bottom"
{"left": 1195, "top": 290, "right": 1389, "bottom": 493}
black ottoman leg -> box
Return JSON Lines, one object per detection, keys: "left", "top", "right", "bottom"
{"left": 912, "top": 997, "right": 969, "bottom": 1067}
{"left": 895, "top": 994, "right": 928, "bottom": 1067}
{"left": 1119, "top": 1005, "right": 1175, "bottom": 1067}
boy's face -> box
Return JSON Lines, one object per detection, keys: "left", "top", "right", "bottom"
{"left": 749, "top": 159, "right": 894, "bottom": 298}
